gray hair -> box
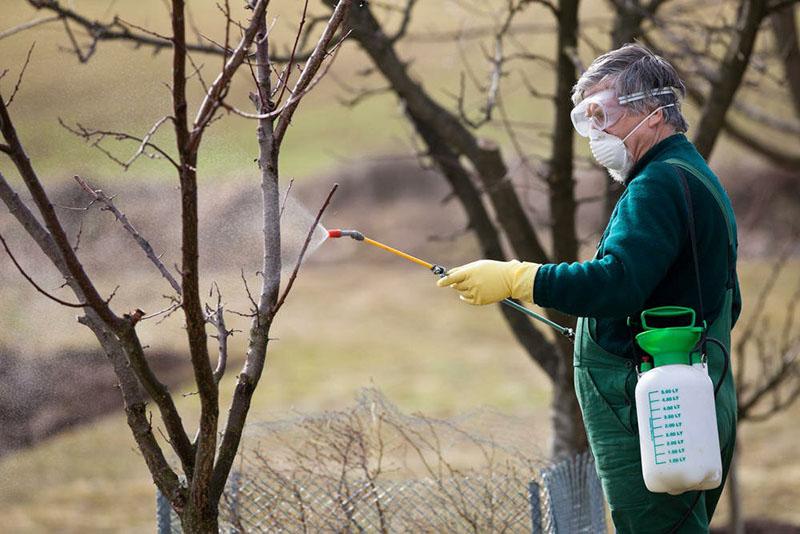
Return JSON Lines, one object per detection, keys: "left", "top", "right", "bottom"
{"left": 572, "top": 43, "right": 688, "bottom": 133}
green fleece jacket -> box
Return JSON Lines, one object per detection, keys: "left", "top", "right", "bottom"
{"left": 534, "top": 133, "right": 742, "bottom": 358}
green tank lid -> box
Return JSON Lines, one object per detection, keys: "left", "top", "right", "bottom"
{"left": 636, "top": 327, "right": 704, "bottom": 367}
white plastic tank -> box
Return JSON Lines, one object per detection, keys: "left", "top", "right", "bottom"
{"left": 635, "top": 361, "right": 722, "bottom": 494}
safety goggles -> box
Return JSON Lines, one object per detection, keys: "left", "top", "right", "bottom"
{"left": 571, "top": 87, "right": 679, "bottom": 137}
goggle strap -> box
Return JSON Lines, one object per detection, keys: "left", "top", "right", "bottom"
{"left": 617, "top": 87, "right": 679, "bottom": 104}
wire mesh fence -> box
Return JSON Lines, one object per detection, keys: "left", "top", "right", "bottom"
{"left": 156, "top": 389, "right": 606, "bottom": 533}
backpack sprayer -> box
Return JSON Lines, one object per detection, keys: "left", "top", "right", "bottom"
{"left": 327, "top": 229, "right": 575, "bottom": 341}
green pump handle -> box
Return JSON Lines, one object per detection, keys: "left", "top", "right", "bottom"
{"left": 639, "top": 306, "right": 696, "bottom": 330}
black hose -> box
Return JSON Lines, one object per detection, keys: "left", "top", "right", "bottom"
{"left": 707, "top": 337, "right": 729, "bottom": 396}
{"left": 664, "top": 336, "right": 730, "bottom": 534}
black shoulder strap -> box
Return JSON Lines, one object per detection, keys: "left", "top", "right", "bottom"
{"left": 664, "top": 158, "right": 736, "bottom": 290}
{"left": 676, "top": 168, "right": 705, "bottom": 325}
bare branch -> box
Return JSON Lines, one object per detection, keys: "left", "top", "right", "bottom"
{"left": 205, "top": 283, "right": 230, "bottom": 384}
{"left": 771, "top": 2, "right": 800, "bottom": 119}
{"left": 691, "top": 0, "right": 771, "bottom": 158}
{"left": 185, "top": 53, "right": 210, "bottom": 94}
{"left": 739, "top": 343, "right": 800, "bottom": 419}
{"left": 0, "top": 231, "right": 87, "bottom": 308}
{"left": 73, "top": 175, "right": 182, "bottom": 295}
{"left": 388, "top": 0, "right": 418, "bottom": 43}
{"left": 0, "top": 15, "right": 59, "bottom": 41}
{"left": 120, "top": 116, "right": 175, "bottom": 168}
{"left": 279, "top": 178, "right": 295, "bottom": 219}
{"left": 5, "top": 42, "right": 36, "bottom": 107}
{"left": 189, "top": 0, "right": 270, "bottom": 150}
{"left": 241, "top": 268, "right": 259, "bottom": 315}
{"left": 273, "top": 183, "right": 338, "bottom": 315}
{"left": 25, "top": 0, "right": 195, "bottom": 55}
{"left": 331, "top": 72, "right": 391, "bottom": 107}
{"left": 60, "top": 17, "right": 97, "bottom": 63}
{"left": 58, "top": 118, "right": 180, "bottom": 170}
{"left": 275, "top": 0, "right": 310, "bottom": 108}
{"left": 0, "top": 90, "right": 122, "bottom": 329}
{"left": 273, "top": 0, "right": 354, "bottom": 146}
{"left": 736, "top": 240, "right": 797, "bottom": 349}
{"left": 13, "top": 0, "right": 312, "bottom": 63}
{"left": 404, "top": 21, "right": 570, "bottom": 43}
{"left": 141, "top": 300, "right": 183, "bottom": 323}
{"left": 0, "top": 168, "right": 187, "bottom": 503}
{"left": 734, "top": 98, "right": 800, "bottom": 135}
{"left": 221, "top": 0, "right": 232, "bottom": 69}
{"left": 642, "top": 34, "right": 800, "bottom": 169}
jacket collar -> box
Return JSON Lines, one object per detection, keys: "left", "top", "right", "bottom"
{"left": 625, "top": 133, "right": 689, "bottom": 186}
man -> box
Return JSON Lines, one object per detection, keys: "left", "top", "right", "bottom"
{"left": 438, "top": 44, "right": 740, "bottom": 533}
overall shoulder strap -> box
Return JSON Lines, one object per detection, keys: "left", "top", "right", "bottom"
{"left": 664, "top": 158, "right": 737, "bottom": 290}
{"left": 675, "top": 168, "right": 705, "bottom": 323}
{"left": 663, "top": 158, "right": 736, "bottom": 249}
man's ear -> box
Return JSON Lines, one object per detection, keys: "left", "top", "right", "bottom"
{"left": 647, "top": 108, "right": 664, "bottom": 126}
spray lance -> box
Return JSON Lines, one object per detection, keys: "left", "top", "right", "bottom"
{"left": 327, "top": 229, "right": 575, "bottom": 341}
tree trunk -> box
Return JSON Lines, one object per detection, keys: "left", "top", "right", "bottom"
{"left": 180, "top": 505, "right": 220, "bottom": 534}
{"left": 547, "top": 0, "right": 587, "bottom": 459}
{"left": 604, "top": 0, "right": 670, "bottom": 220}
{"left": 605, "top": 1, "right": 645, "bottom": 220}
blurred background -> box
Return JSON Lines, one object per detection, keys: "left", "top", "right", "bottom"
{"left": 0, "top": 0, "right": 799, "bottom": 531}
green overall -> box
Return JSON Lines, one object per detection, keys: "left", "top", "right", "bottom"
{"left": 574, "top": 160, "right": 738, "bottom": 533}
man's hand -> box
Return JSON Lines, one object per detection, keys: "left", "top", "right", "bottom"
{"left": 436, "top": 260, "right": 540, "bottom": 305}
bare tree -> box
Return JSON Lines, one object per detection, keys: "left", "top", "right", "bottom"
{"left": 0, "top": 0, "right": 352, "bottom": 530}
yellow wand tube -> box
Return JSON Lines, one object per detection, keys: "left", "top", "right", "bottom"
{"left": 326, "top": 228, "right": 574, "bottom": 341}
{"left": 362, "top": 237, "right": 434, "bottom": 270}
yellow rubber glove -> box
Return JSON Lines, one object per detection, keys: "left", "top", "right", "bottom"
{"left": 436, "top": 260, "right": 540, "bottom": 305}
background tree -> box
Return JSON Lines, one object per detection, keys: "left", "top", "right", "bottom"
{"left": 0, "top": 0, "right": 352, "bottom": 530}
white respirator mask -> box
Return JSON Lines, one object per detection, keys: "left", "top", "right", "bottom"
{"left": 571, "top": 87, "right": 679, "bottom": 182}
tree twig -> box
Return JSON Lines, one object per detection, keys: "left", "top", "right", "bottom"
{"left": 0, "top": 15, "right": 59, "bottom": 40}
{"left": 60, "top": 17, "right": 97, "bottom": 63}
{"left": 279, "top": 178, "right": 294, "bottom": 219}
{"left": 59, "top": 118, "right": 180, "bottom": 170}
{"left": 5, "top": 42, "right": 36, "bottom": 107}
{"left": 0, "top": 231, "right": 87, "bottom": 308}
{"left": 206, "top": 282, "right": 230, "bottom": 384}
{"left": 73, "top": 175, "right": 182, "bottom": 295}
{"left": 273, "top": 183, "right": 338, "bottom": 315}
{"left": 0, "top": 88, "right": 121, "bottom": 328}
{"left": 273, "top": 0, "right": 354, "bottom": 146}
{"left": 275, "top": 0, "right": 310, "bottom": 108}
{"left": 189, "top": 0, "right": 270, "bottom": 151}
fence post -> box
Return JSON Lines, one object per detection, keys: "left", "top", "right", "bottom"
{"left": 156, "top": 490, "right": 172, "bottom": 534}
{"left": 586, "top": 455, "right": 606, "bottom": 533}
{"left": 228, "top": 470, "right": 241, "bottom": 534}
{"left": 529, "top": 480, "right": 542, "bottom": 534}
